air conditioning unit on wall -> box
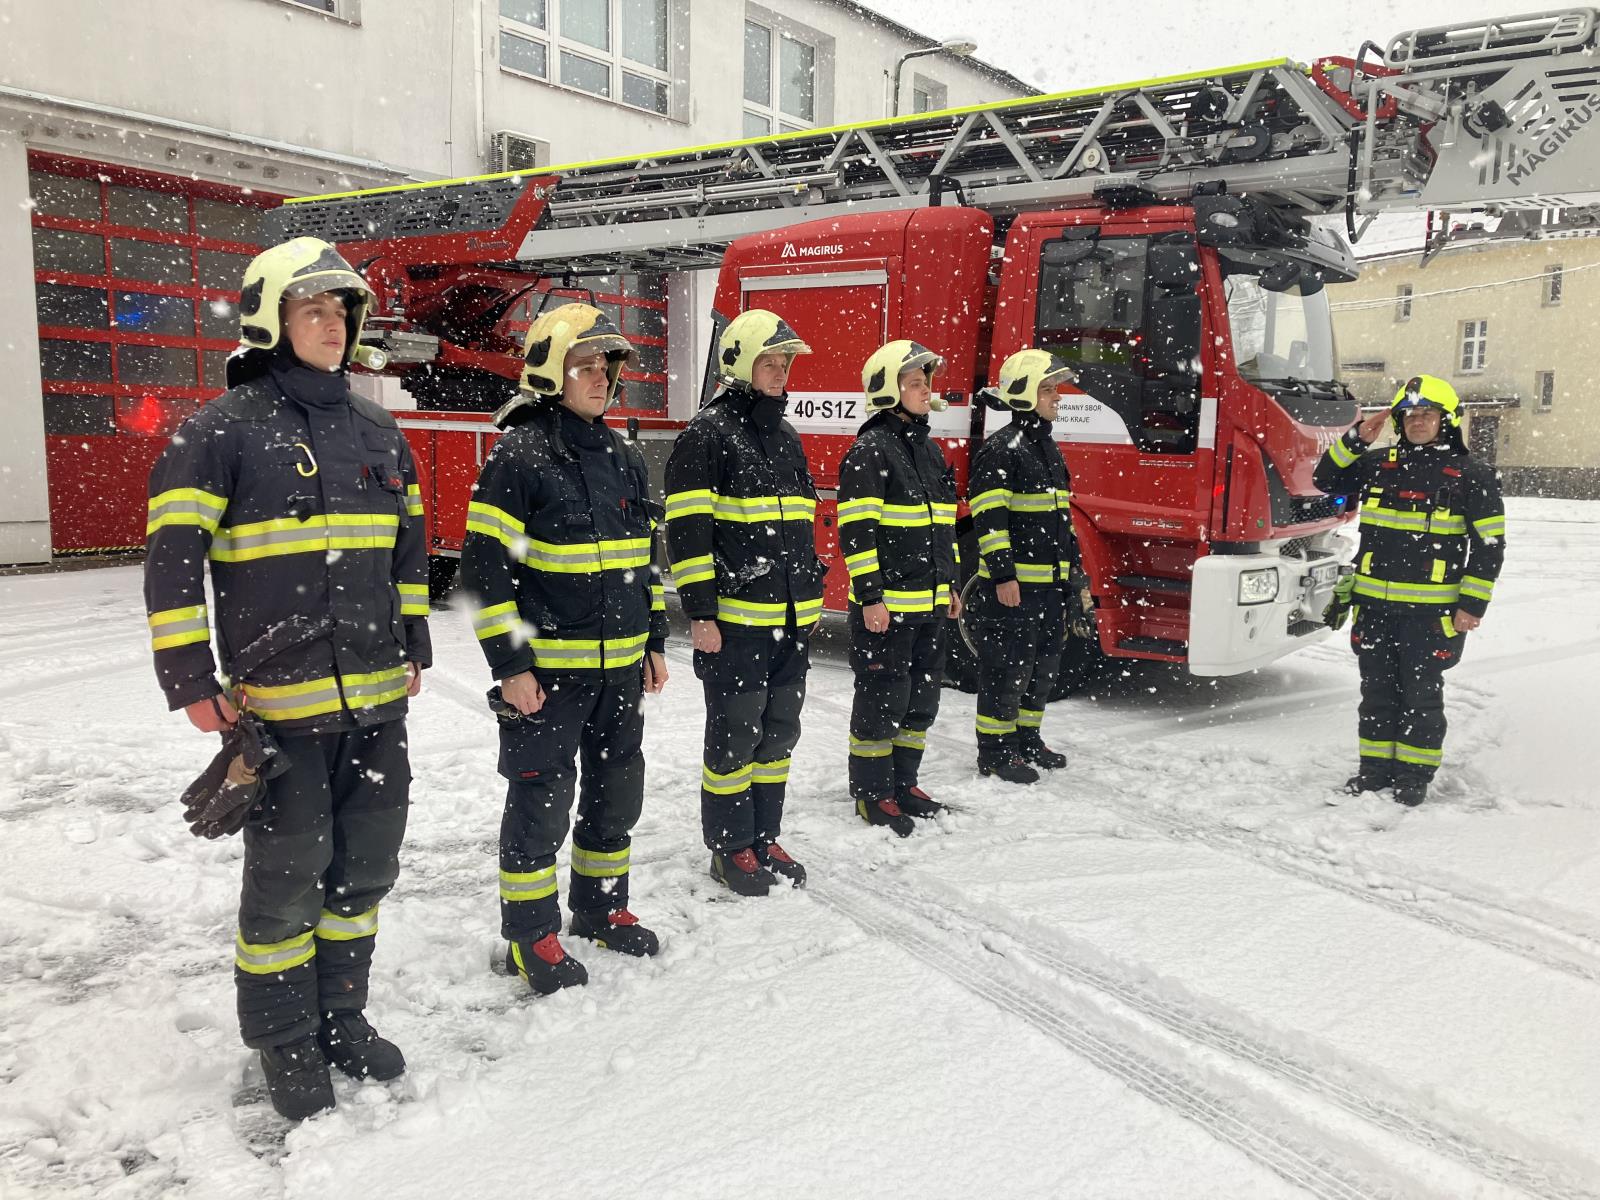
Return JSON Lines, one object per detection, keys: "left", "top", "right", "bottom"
{"left": 490, "top": 130, "right": 551, "bottom": 173}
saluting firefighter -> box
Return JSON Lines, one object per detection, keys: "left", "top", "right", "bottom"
{"left": 144, "top": 238, "right": 430, "bottom": 1120}
{"left": 1314, "top": 374, "right": 1506, "bottom": 807}
{"left": 664, "top": 310, "right": 825, "bottom": 895}
{"left": 838, "top": 340, "right": 962, "bottom": 836}
{"left": 966, "top": 349, "right": 1078, "bottom": 785}
{"left": 461, "top": 303, "right": 670, "bottom": 995}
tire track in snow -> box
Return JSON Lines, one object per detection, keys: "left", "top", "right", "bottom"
{"left": 812, "top": 875, "right": 1416, "bottom": 1200}
{"left": 794, "top": 670, "right": 1600, "bottom": 986}
{"left": 864, "top": 871, "right": 1600, "bottom": 1200}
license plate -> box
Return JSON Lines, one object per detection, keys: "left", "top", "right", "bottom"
{"left": 1311, "top": 563, "right": 1338, "bottom": 586}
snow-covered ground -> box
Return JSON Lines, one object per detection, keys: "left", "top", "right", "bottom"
{"left": 1, "top": 496, "right": 1597, "bottom": 1200}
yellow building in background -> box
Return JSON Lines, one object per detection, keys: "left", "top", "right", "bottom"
{"left": 1331, "top": 231, "right": 1600, "bottom": 495}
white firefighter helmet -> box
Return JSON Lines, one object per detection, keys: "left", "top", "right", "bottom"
{"left": 993, "top": 348, "right": 1075, "bottom": 412}
{"left": 236, "top": 236, "right": 375, "bottom": 365}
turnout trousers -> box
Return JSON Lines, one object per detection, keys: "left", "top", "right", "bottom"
{"left": 695, "top": 631, "right": 810, "bottom": 852}
{"left": 966, "top": 586, "right": 1068, "bottom": 752}
{"left": 847, "top": 610, "right": 948, "bottom": 801}
{"left": 1352, "top": 604, "right": 1466, "bottom": 785}
{"left": 497, "top": 672, "right": 646, "bottom": 941}
{"left": 235, "top": 719, "right": 410, "bottom": 1050}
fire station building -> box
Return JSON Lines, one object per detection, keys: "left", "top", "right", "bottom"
{"left": 0, "top": 0, "right": 1029, "bottom": 564}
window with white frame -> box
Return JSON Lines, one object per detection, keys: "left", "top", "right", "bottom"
{"left": 1535, "top": 369, "right": 1555, "bottom": 412}
{"left": 276, "top": 0, "right": 360, "bottom": 19}
{"left": 743, "top": 13, "right": 826, "bottom": 136}
{"left": 912, "top": 74, "right": 948, "bottom": 115}
{"left": 1542, "top": 264, "right": 1563, "bottom": 306}
{"left": 499, "top": 0, "right": 673, "bottom": 117}
{"left": 1458, "top": 319, "right": 1488, "bottom": 373}
{"left": 1395, "top": 283, "right": 1413, "bottom": 322}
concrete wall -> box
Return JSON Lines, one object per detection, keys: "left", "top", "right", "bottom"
{"left": 1332, "top": 237, "right": 1600, "bottom": 474}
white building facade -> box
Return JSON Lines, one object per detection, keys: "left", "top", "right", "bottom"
{"left": 0, "top": 0, "right": 1031, "bottom": 562}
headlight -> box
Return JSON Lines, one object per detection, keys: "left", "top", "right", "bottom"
{"left": 1238, "top": 568, "right": 1279, "bottom": 605}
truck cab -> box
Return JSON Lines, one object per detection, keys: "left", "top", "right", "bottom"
{"left": 713, "top": 189, "right": 1359, "bottom": 677}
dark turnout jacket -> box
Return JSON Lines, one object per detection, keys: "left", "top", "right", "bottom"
{"left": 143, "top": 357, "right": 431, "bottom": 735}
{"left": 663, "top": 385, "right": 825, "bottom": 635}
{"left": 969, "top": 412, "right": 1077, "bottom": 592}
{"left": 1314, "top": 428, "right": 1506, "bottom": 618}
{"left": 836, "top": 409, "right": 959, "bottom": 619}
{"left": 462, "top": 402, "right": 666, "bottom": 679}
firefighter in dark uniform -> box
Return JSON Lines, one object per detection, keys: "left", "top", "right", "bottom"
{"left": 664, "top": 309, "right": 825, "bottom": 895}
{"left": 1314, "top": 374, "right": 1506, "bottom": 807}
{"left": 461, "top": 303, "right": 670, "bottom": 995}
{"left": 144, "top": 237, "right": 430, "bottom": 1120}
{"left": 965, "top": 349, "right": 1077, "bottom": 785}
{"left": 838, "top": 340, "right": 961, "bottom": 836}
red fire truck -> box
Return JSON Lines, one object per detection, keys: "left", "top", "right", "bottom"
{"left": 266, "top": 8, "right": 1600, "bottom": 682}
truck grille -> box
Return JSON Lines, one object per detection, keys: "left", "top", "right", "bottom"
{"left": 1287, "top": 494, "right": 1346, "bottom": 525}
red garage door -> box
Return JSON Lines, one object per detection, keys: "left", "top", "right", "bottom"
{"left": 28, "top": 153, "right": 279, "bottom": 552}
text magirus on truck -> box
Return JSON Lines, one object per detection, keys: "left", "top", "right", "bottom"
{"left": 259, "top": 7, "right": 1600, "bottom": 692}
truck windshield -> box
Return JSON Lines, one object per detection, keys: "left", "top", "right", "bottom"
{"left": 1221, "top": 252, "right": 1339, "bottom": 384}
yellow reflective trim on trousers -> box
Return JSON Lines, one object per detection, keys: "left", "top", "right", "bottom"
{"left": 147, "top": 487, "right": 228, "bottom": 536}
{"left": 672, "top": 553, "right": 716, "bottom": 587}
{"left": 1473, "top": 515, "right": 1506, "bottom": 538}
{"left": 235, "top": 928, "right": 315, "bottom": 974}
{"left": 850, "top": 735, "right": 894, "bottom": 758}
{"left": 969, "top": 488, "right": 1010, "bottom": 517}
{"left": 751, "top": 758, "right": 791, "bottom": 784}
{"left": 315, "top": 904, "right": 379, "bottom": 941}
{"left": 703, "top": 763, "right": 753, "bottom": 794}
{"left": 1359, "top": 738, "right": 1396, "bottom": 759}
{"left": 571, "top": 845, "right": 630, "bottom": 878}
{"left": 976, "top": 714, "right": 1016, "bottom": 735}
{"left": 529, "top": 632, "right": 650, "bottom": 670}
{"left": 1395, "top": 742, "right": 1443, "bottom": 767}
{"left": 1352, "top": 575, "right": 1460, "bottom": 605}
{"left": 837, "top": 496, "right": 885, "bottom": 525}
{"left": 1328, "top": 437, "right": 1359, "bottom": 468}
{"left": 664, "top": 488, "right": 715, "bottom": 520}
{"left": 1459, "top": 575, "right": 1494, "bottom": 601}
{"left": 148, "top": 604, "right": 210, "bottom": 651}
{"left": 892, "top": 728, "right": 926, "bottom": 750}
{"left": 210, "top": 513, "right": 400, "bottom": 563}
{"left": 474, "top": 600, "right": 521, "bottom": 640}
{"left": 1440, "top": 615, "right": 1459, "bottom": 639}
{"left": 501, "top": 865, "right": 559, "bottom": 901}
{"left": 1017, "top": 708, "right": 1044, "bottom": 728}
{"left": 465, "top": 500, "right": 527, "bottom": 550}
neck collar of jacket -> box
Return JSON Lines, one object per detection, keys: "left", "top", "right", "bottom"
{"left": 559, "top": 404, "right": 612, "bottom": 451}
{"left": 268, "top": 349, "right": 349, "bottom": 411}
{"left": 1013, "top": 410, "right": 1053, "bottom": 436}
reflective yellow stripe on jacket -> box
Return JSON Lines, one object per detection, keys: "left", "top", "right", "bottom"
{"left": 240, "top": 665, "right": 410, "bottom": 721}
{"left": 397, "top": 583, "right": 429, "bottom": 617}
{"left": 665, "top": 490, "right": 814, "bottom": 524}
{"left": 147, "top": 487, "right": 227, "bottom": 536}
{"left": 148, "top": 604, "right": 210, "bottom": 651}
{"left": 1351, "top": 575, "right": 1460, "bottom": 605}
{"left": 210, "top": 513, "right": 399, "bottom": 563}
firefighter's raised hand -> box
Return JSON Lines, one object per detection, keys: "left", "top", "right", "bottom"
{"left": 862, "top": 601, "right": 891, "bottom": 633}
{"left": 691, "top": 619, "right": 723, "bottom": 654}
{"left": 995, "top": 580, "right": 1022, "bottom": 608}
{"left": 1453, "top": 609, "right": 1482, "bottom": 633}
{"left": 406, "top": 661, "right": 424, "bottom": 697}
{"left": 644, "top": 651, "right": 669, "bottom": 693}
{"left": 501, "top": 670, "right": 546, "bottom": 715}
{"left": 1356, "top": 409, "right": 1390, "bottom": 444}
{"left": 185, "top": 694, "right": 239, "bottom": 733}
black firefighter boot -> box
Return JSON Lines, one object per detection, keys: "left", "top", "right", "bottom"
{"left": 1343, "top": 768, "right": 1395, "bottom": 796}
{"left": 260, "top": 1035, "right": 336, "bottom": 1121}
{"left": 710, "top": 848, "right": 777, "bottom": 897}
{"left": 857, "top": 797, "right": 915, "bottom": 838}
{"left": 978, "top": 745, "right": 1039, "bottom": 785}
{"left": 754, "top": 841, "right": 807, "bottom": 888}
{"left": 570, "top": 908, "right": 661, "bottom": 957}
{"left": 317, "top": 1011, "right": 406, "bottom": 1082}
{"left": 506, "top": 932, "right": 589, "bottom": 996}
{"left": 895, "top": 785, "right": 944, "bottom": 819}
{"left": 1392, "top": 776, "right": 1430, "bottom": 807}
{"left": 1017, "top": 731, "right": 1067, "bottom": 770}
